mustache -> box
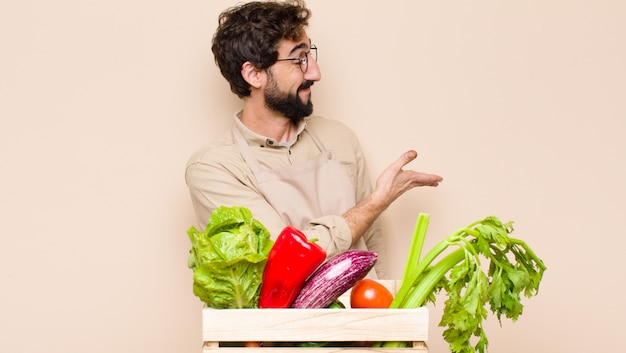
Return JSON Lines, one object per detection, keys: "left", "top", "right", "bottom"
{"left": 298, "top": 81, "right": 314, "bottom": 91}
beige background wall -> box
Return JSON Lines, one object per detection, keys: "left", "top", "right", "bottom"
{"left": 1, "top": 1, "right": 624, "bottom": 352}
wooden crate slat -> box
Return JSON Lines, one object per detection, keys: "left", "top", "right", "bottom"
{"left": 202, "top": 307, "right": 428, "bottom": 342}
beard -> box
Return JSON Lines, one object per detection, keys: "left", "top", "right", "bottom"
{"left": 264, "top": 73, "right": 314, "bottom": 122}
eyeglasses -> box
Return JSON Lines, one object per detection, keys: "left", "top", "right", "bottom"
{"left": 275, "top": 45, "right": 318, "bottom": 73}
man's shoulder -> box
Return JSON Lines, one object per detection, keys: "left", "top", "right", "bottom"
{"left": 186, "top": 136, "right": 240, "bottom": 169}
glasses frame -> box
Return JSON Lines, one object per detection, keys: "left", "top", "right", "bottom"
{"left": 275, "top": 45, "right": 318, "bottom": 73}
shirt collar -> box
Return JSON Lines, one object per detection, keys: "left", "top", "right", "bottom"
{"left": 233, "top": 111, "right": 307, "bottom": 148}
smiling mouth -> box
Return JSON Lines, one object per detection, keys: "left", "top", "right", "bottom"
{"left": 299, "top": 81, "right": 314, "bottom": 92}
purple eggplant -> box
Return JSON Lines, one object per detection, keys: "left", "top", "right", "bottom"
{"left": 291, "top": 250, "right": 377, "bottom": 309}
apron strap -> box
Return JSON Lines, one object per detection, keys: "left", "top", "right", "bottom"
{"left": 231, "top": 126, "right": 263, "bottom": 173}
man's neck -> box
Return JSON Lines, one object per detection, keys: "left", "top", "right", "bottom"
{"left": 240, "top": 99, "right": 297, "bottom": 143}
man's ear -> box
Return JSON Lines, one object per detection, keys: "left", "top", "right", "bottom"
{"left": 241, "top": 62, "right": 265, "bottom": 89}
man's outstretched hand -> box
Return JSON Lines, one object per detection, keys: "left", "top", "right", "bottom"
{"left": 371, "top": 150, "right": 443, "bottom": 208}
{"left": 343, "top": 150, "right": 443, "bottom": 246}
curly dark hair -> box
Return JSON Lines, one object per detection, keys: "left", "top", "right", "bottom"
{"left": 211, "top": 0, "right": 311, "bottom": 98}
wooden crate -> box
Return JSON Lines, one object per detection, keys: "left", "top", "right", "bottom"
{"left": 201, "top": 280, "right": 429, "bottom": 352}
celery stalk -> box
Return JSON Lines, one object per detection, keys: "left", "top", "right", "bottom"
{"left": 390, "top": 238, "right": 450, "bottom": 308}
{"left": 400, "top": 213, "right": 430, "bottom": 284}
{"left": 396, "top": 248, "right": 465, "bottom": 308}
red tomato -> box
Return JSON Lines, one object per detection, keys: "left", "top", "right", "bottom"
{"left": 349, "top": 279, "right": 394, "bottom": 308}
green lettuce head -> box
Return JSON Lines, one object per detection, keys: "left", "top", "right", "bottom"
{"left": 188, "top": 206, "right": 274, "bottom": 308}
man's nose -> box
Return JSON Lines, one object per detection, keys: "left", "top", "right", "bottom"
{"left": 304, "top": 57, "right": 321, "bottom": 81}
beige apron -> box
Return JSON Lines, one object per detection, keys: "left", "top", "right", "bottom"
{"left": 232, "top": 125, "right": 369, "bottom": 253}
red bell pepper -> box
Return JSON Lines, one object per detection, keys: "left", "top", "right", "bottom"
{"left": 258, "top": 226, "right": 326, "bottom": 308}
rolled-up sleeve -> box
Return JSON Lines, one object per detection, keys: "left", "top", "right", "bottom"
{"left": 306, "top": 214, "right": 387, "bottom": 279}
{"left": 306, "top": 215, "right": 353, "bottom": 257}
